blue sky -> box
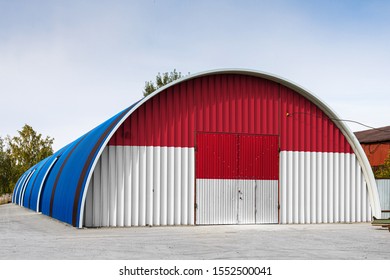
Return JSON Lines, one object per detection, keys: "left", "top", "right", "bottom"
{"left": 1, "top": 0, "right": 389, "bottom": 151}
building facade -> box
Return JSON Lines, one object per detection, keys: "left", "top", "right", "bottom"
{"left": 13, "top": 69, "right": 381, "bottom": 228}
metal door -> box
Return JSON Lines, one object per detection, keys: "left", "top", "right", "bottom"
{"left": 195, "top": 133, "right": 279, "bottom": 225}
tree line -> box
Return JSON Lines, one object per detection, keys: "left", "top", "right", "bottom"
{"left": 0, "top": 125, "right": 54, "bottom": 195}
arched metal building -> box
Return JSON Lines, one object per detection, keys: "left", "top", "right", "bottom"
{"left": 12, "top": 69, "right": 381, "bottom": 228}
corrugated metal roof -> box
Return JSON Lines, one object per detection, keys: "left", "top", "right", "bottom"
{"left": 13, "top": 102, "right": 140, "bottom": 227}
{"left": 354, "top": 126, "right": 390, "bottom": 144}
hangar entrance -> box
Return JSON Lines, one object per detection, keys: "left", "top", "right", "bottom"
{"left": 195, "top": 133, "right": 279, "bottom": 225}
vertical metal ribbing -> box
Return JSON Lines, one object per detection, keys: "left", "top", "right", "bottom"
{"left": 255, "top": 180, "right": 278, "bottom": 223}
{"left": 146, "top": 146, "right": 153, "bottom": 226}
{"left": 100, "top": 147, "right": 109, "bottom": 226}
{"left": 167, "top": 147, "right": 174, "bottom": 225}
{"left": 84, "top": 179, "right": 93, "bottom": 227}
{"left": 124, "top": 146, "right": 131, "bottom": 226}
{"left": 160, "top": 147, "right": 167, "bottom": 226}
{"left": 279, "top": 151, "right": 371, "bottom": 224}
{"left": 174, "top": 147, "right": 181, "bottom": 225}
{"left": 188, "top": 148, "right": 195, "bottom": 225}
{"left": 153, "top": 147, "right": 160, "bottom": 226}
{"left": 131, "top": 146, "right": 139, "bottom": 226}
{"left": 116, "top": 146, "right": 124, "bottom": 227}
{"left": 92, "top": 156, "right": 101, "bottom": 227}
{"left": 139, "top": 146, "right": 146, "bottom": 226}
{"left": 181, "top": 148, "right": 189, "bottom": 225}
{"left": 377, "top": 179, "right": 390, "bottom": 218}
{"left": 108, "top": 146, "right": 117, "bottom": 227}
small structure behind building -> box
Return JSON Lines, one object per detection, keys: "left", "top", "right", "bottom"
{"left": 355, "top": 126, "right": 390, "bottom": 218}
{"left": 354, "top": 126, "right": 390, "bottom": 170}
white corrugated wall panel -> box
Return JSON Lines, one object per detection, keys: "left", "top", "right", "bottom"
{"left": 146, "top": 146, "right": 153, "bottom": 226}
{"left": 333, "top": 153, "right": 339, "bottom": 222}
{"left": 196, "top": 179, "right": 278, "bottom": 225}
{"left": 84, "top": 148, "right": 374, "bottom": 227}
{"left": 188, "top": 149, "right": 195, "bottom": 224}
{"left": 310, "top": 152, "right": 317, "bottom": 223}
{"left": 92, "top": 157, "right": 101, "bottom": 226}
{"left": 108, "top": 146, "right": 117, "bottom": 226}
{"left": 303, "top": 153, "right": 310, "bottom": 223}
{"left": 174, "top": 147, "right": 181, "bottom": 225}
{"left": 279, "top": 151, "right": 371, "bottom": 224}
{"left": 152, "top": 146, "right": 160, "bottom": 226}
{"left": 280, "top": 152, "right": 287, "bottom": 224}
{"left": 160, "top": 147, "right": 167, "bottom": 225}
{"left": 181, "top": 148, "right": 188, "bottom": 225}
{"left": 328, "top": 153, "right": 334, "bottom": 223}
{"left": 124, "top": 146, "right": 131, "bottom": 226}
{"left": 238, "top": 181, "right": 256, "bottom": 224}
{"left": 167, "top": 148, "right": 174, "bottom": 225}
{"left": 196, "top": 179, "right": 238, "bottom": 225}
{"left": 139, "top": 146, "right": 146, "bottom": 226}
{"left": 255, "top": 180, "right": 278, "bottom": 223}
{"left": 84, "top": 179, "right": 93, "bottom": 227}
{"left": 100, "top": 147, "right": 109, "bottom": 226}
{"left": 131, "top": 146, "right": 139, "bottom": 226}
{"left": 376, "top": 179, "right": 390, "bottom": 218}
{"left": 84, "top": 146, "right": 195, "bottom": 227}
{"left": 116, "top": 146, "right": 124, "bottom": 226}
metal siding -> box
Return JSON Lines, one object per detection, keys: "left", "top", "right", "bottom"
{"left": 196, "top": 179, "right": 238, "bottom": 225}
{"left": 83, "top": 146, "right": 195, "bottom": 227}
{"left": 131, "top": 145, "right": 139, "bottom": 226}
{"left": 92, "top": 153, "right": 102, "bottom": 226}
{"left": 22, "top": 158, "right": 49, "bottom": 209}
{"left": 196, "top": 133, "right": 237, "bottom": 179}
{"left": 238, "top": 181, "right": 256, "bottom": 223}
{"left": 35, "top": 156, "right": 59, "bottom": 212}
{"left": 19, "top": 169, "right": 35, "bottom": 206}
{"left": 195, "top": 133, "right": 279, "bottom": 224}
{"left": 13, "top": 71, "right": 379, "bottom": 227}
{"left": 82, "top": 73, "right": 365, "bottom": 227}
{"left": 108, "top": 145, "right": 117, "bottom": 226}
{"left": 12, "top": 172, "right": 27, "bottom": 204}
{"left": 279, "top": 151, "right": 371, "bottom": 223}
{"left": 117, "top": 75, "right": 284, "bottom": 148}
{"left": 84, "top": 179, "right": 93, "bottom": 227}
{"left": 255, "top": 180, "right": 279, "bottom": 223}
{"left": 196, "top": 179, "right": 278, "bottom": 224}
{"left": 196, "top": 133, "right": 279, "bottom": 180}
{"left": 146, "top": 146, "right": 153, "bottom": 226}
{"left": 376, "top": 179, "right": 390, "bottom": 218}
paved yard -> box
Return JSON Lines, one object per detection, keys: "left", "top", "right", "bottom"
{"left": 0, "top": 204, "right": 389, "bottom": 260}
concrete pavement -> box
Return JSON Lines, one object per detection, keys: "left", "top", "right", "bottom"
{"left": 1, "top": 204, "right": 389, "bottom": 260}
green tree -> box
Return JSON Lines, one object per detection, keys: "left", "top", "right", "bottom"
{"left": 0, "top": 137, "right": 13, "bottom": 194}
{"left": 1, "top": 124, "right": 54, "bottom": 195}
{"left": 375, "top": 151, "right": 390, "bottom": 179}
{"left": 143, "top": 69, "right": 187, "bottom": 97}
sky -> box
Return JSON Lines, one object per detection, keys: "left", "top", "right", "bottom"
{"left": 0, "top": 0, "right": 389, "bottom": 151}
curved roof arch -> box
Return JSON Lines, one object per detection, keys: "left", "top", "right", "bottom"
{"left": 78, "top": 68, "right": 381, "bottom": 227}
{"left": 13, "top": 69, "right": 381, "bottom": 227}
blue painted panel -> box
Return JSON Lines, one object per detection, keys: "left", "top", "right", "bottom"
{"left": 12, "top": 173, "right": 26, "bottom": 203}
{"left": 13, "top": 101, "right": 139, "bottom": 227}
{"left": 51, "top": 106, "right": 133, "bottom": 226}
{"left": 40, "top": 137, "right": 84, "bottom": 217}
{"left": 27, "top": 146, "right": 67, "bottom": 211}
{"left": 22, "top": 159, "right": 48, "bottom": 208}
{"left": 14, "top": 168, "right": 31, "bottom": 205}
